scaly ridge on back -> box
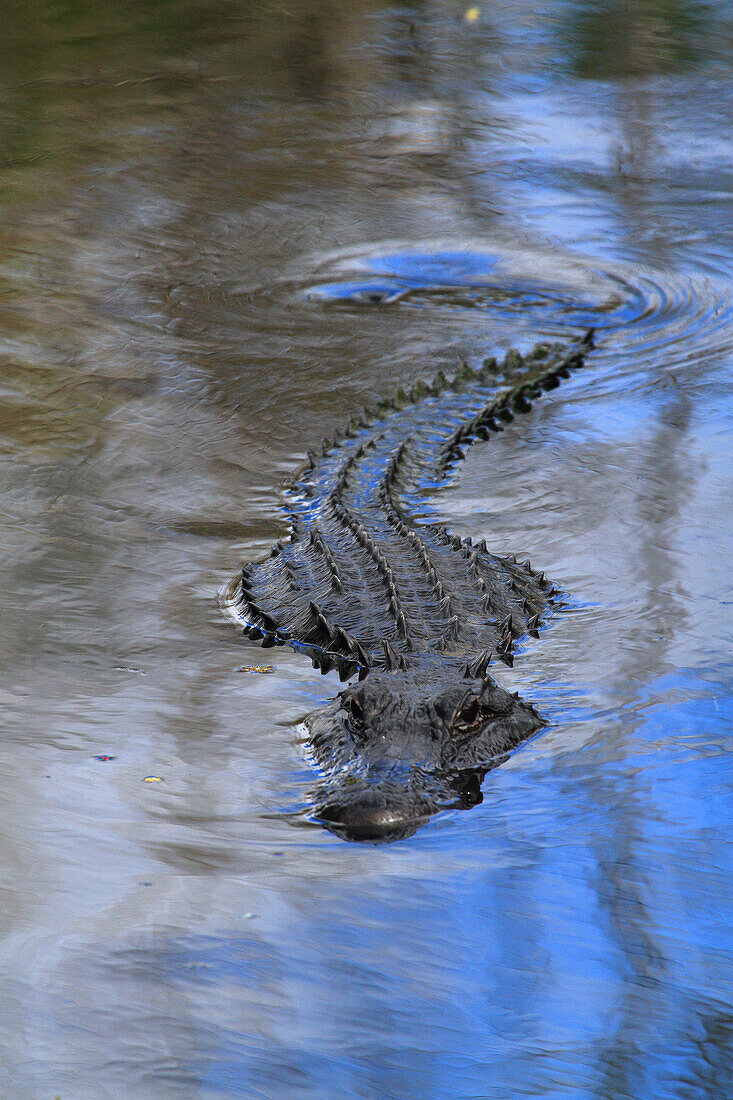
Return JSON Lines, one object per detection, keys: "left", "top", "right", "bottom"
{"left": 229, "top": 331, "right": 593, "bottom": 674}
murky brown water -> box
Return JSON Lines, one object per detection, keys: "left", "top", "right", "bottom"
{"left": 1, "top": 2, "right": 732, "bottom": 1097}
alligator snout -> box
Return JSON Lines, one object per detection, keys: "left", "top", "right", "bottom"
{"left": 313, "top": 782, "right": 432, "bottom": 843}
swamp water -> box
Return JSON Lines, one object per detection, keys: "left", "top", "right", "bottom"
{"left": 0, "top": 2, "right": 731, "bottom": 1097}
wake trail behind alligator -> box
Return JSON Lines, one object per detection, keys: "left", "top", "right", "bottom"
{"left": 294, "top": 243, "right": 733, "bottom": 375}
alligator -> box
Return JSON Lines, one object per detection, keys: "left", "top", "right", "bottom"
{"left": 221, "top": 330, "right": 595, "bottom": 841}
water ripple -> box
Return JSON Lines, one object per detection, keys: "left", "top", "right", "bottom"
{"left": 296, "top": 243, "right": 733, "bottom": 372}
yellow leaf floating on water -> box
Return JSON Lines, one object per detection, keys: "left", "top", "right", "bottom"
{"left": 464, "top": 6, "right": 480, "bottom": 23}
{"left": 143, "top": 775, "right": 164, "bottom": 783}
{"left": 235, "top": 665, "right": 275, "bottom": 674}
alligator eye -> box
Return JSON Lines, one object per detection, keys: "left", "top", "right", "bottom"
{"left": 345, "top": 696, "right": 364, "bottom": 722}
{"left": 455, "top": 698, "right": 481, "bottom": 728}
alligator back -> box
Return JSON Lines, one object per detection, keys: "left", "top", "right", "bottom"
{"left": 223, "top": 334, "right": 593, "bottom": 680}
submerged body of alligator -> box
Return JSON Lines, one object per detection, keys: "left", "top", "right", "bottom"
{"left": 222, "top": 331, "right": 595, "bottom": 841}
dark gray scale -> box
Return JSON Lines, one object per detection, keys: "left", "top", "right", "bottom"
{"left": 392, "top": 525, "right": 553, "bottom": 666}
{"left": 303, "top": 428, "right": 551, "bottom": 668}
{"left": 237, "top": 539, "right": 386, "bottom": 674}
{"left": 237, "top": 500, "right": 415, "bottom": 674}
{"left": 231, "top": 333, "right": 592, "bottom": 675}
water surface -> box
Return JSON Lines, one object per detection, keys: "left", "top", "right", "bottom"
{"left": 0, "top": 2, "right": 731, "bottom": 1097}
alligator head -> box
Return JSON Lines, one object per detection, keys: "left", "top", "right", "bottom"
{"left": 306, "top": 664, "right": 544, "bottom": 842}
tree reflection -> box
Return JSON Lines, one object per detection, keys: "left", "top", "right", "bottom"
{"left": 569, "top": 0, "right": 706, "bottom": 77}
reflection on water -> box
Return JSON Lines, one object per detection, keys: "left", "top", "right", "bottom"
{"left": 570, "top": 0, "right": 708, "bottom": 78}
{"left": 0, "top": 1, "right": 732, "bottom": 1096}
